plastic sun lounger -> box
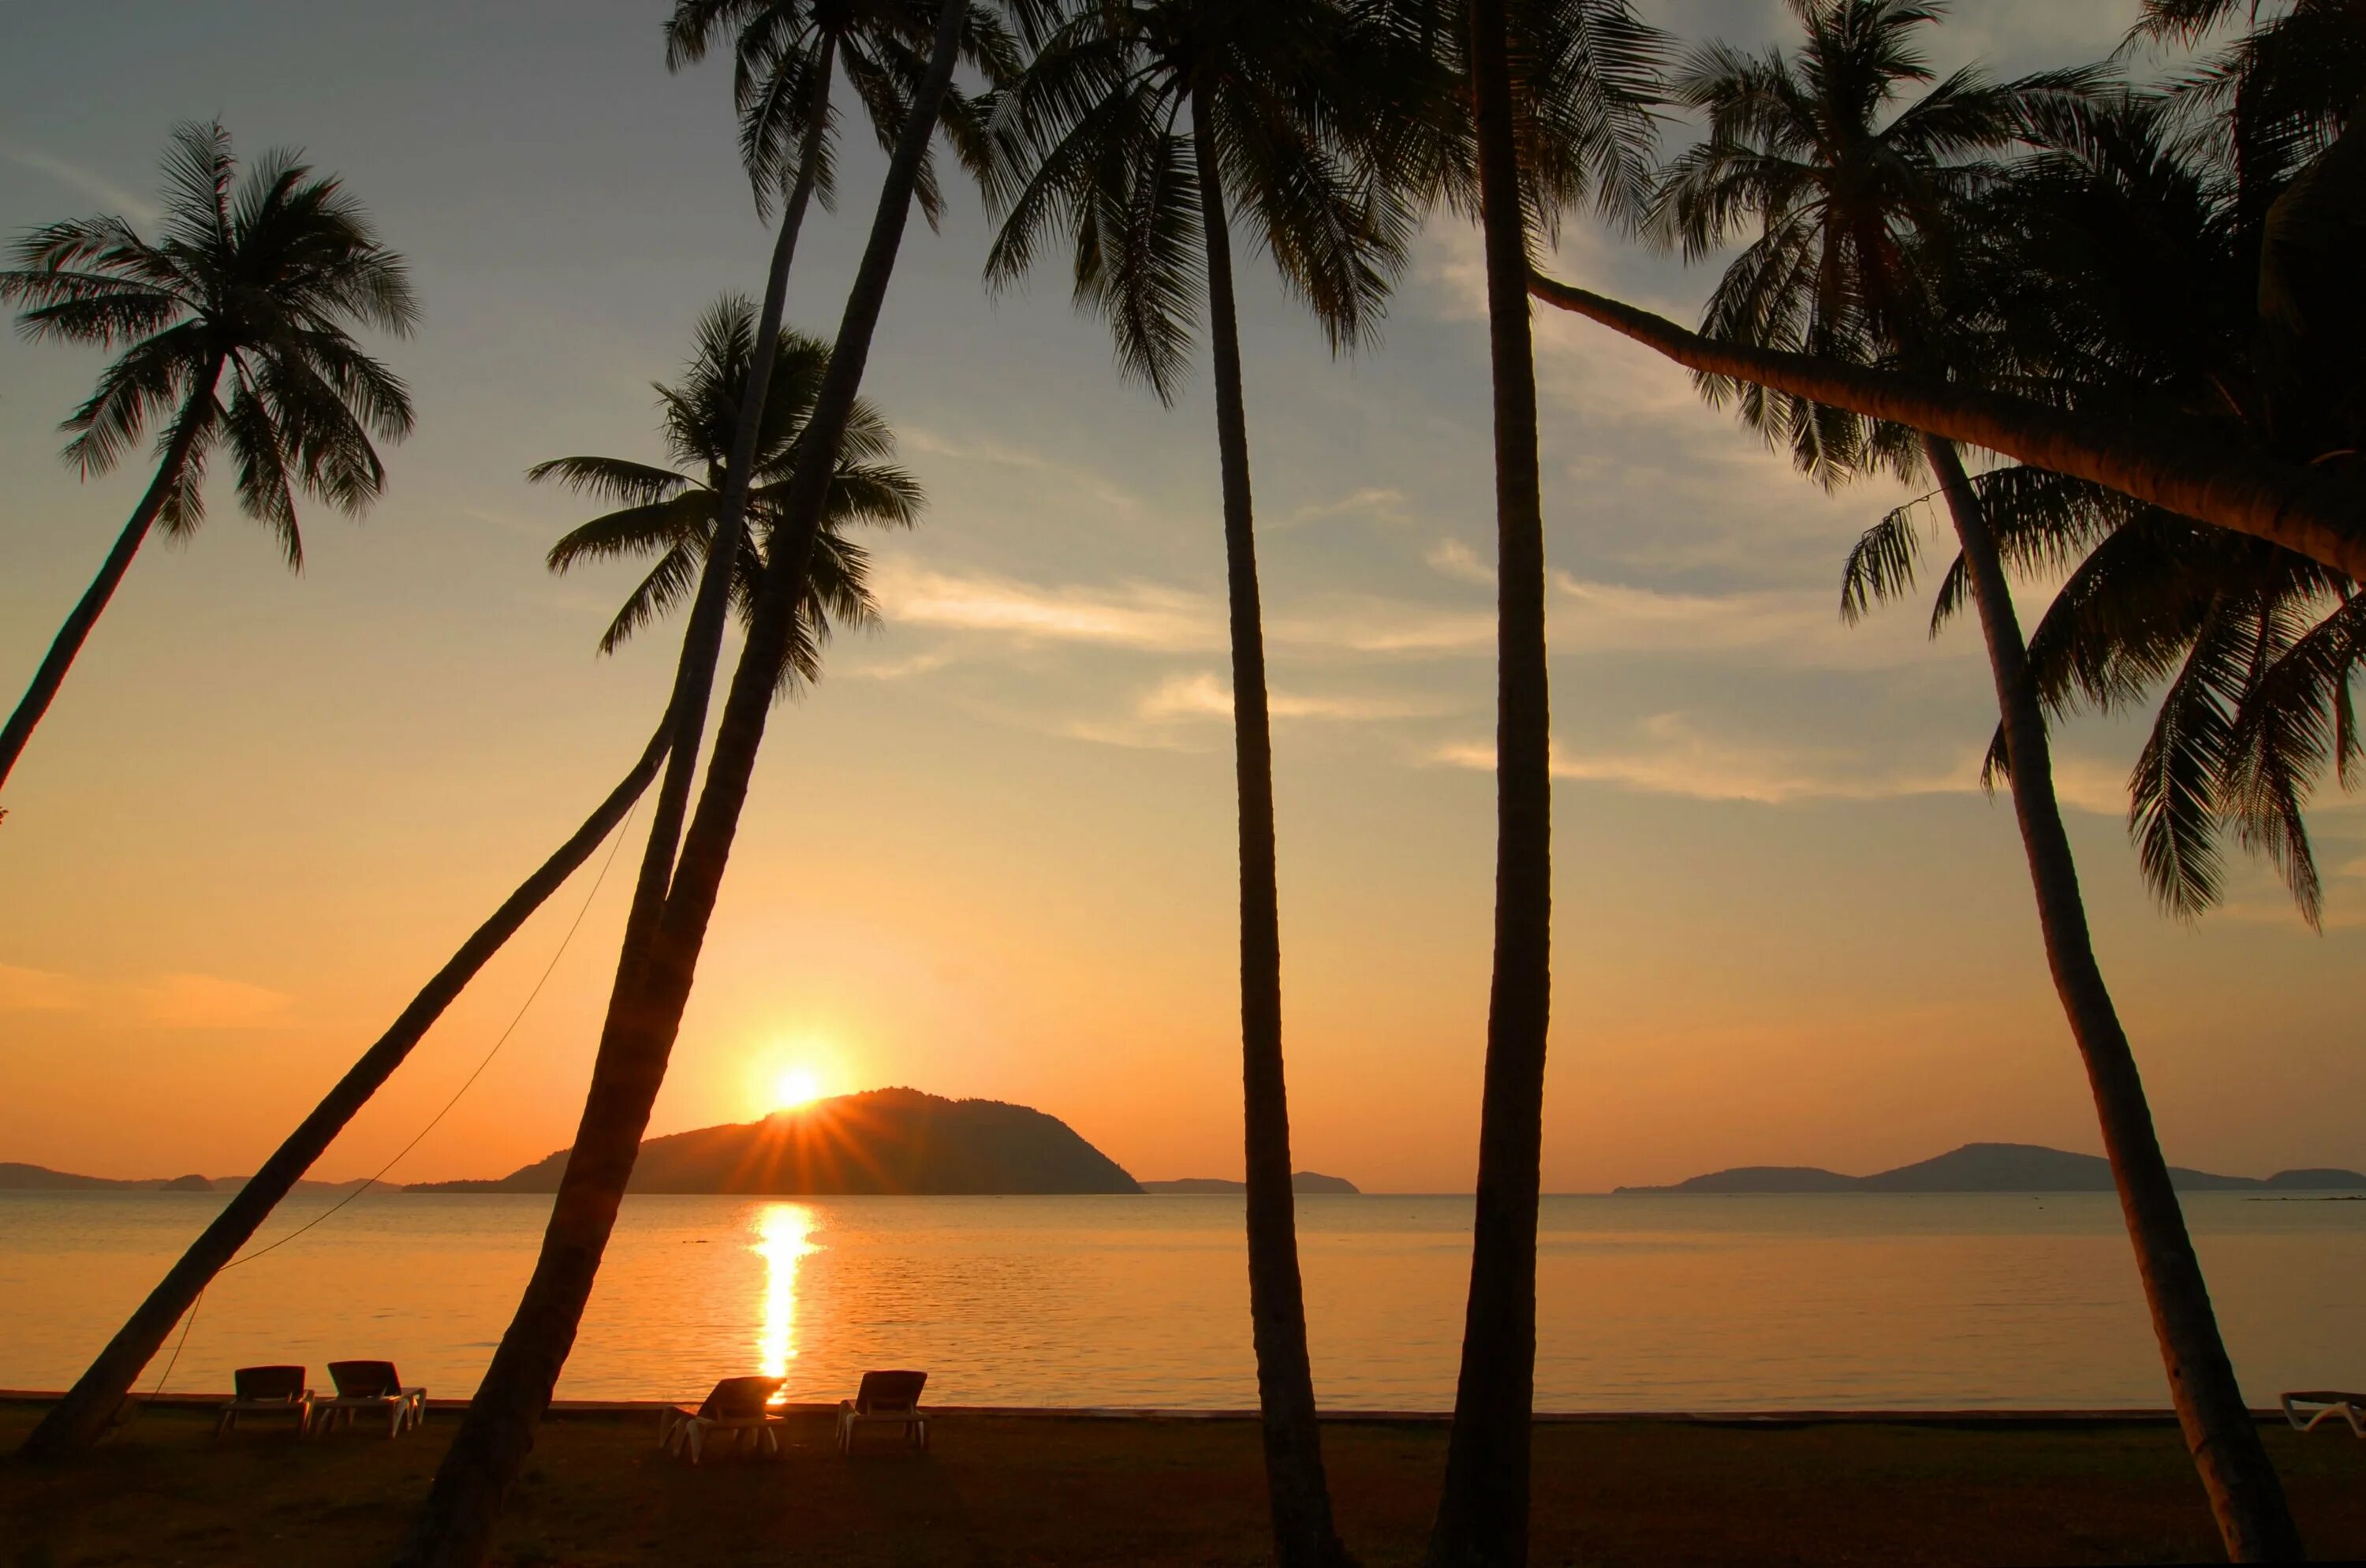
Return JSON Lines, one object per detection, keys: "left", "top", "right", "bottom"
{"left": 836, "top": 1369, "right": 929, "bottom": 1454}
{"left": 215, "top": 1365, "right": 314, "bottom": 1437}
{"left": 2283, "top": 1391, "right": 2366, "bottom": 1437}
{"left": 314, "top": 1360, "right": 427, "bottom": 1438}
{"left": 662, "top": 1376, "right": 786, "bottom": 1464}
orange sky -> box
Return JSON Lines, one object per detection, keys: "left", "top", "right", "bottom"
{"left": 3, "top": 0, "right": 2361, "bottom": 1193}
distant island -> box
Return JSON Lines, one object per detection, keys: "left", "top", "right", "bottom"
{"left": 1141, "top": 1173, "right": 1360, "bottom": 1195}
{"left": 409, "top": 1088, "right": 1143, "bottom": 1196}
{"left": 1618, "top": 1142, "right": 2366, "bottom": 1194}
{"left": 0, "top": 1163, "right": 368, "bottom": 1195}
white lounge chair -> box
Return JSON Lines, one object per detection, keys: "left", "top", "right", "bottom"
{"left": 662, "top": 1376, "right": 785, "bottom": 1463}
{"left": 215, "top": 1365, "right": 313, "bottom": 1437}
{"left": 2282, "top": 1391, "right": 2366, "bottom": 1436}
{"left": 836, "top": 1369, "right": 928, "bottom": 1454}
{"left": 314, "top": 1359, "right": 427, "bottom": 1437}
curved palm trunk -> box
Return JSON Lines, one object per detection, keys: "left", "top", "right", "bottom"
{"left": 1430, "top": 1, "right": 1554, "bottom": 1563}
{"left": 394, "top": 7, "right": 966, "bottom": 1562}
{"left": 1527, "top": 272, "right": 2366, "bottom": 583}
{"left": 15, "top": 715, "right": 670, "bottom": 1461}
{"left": 1927, "top": 435, "right": 2303, "bottom": 1563}
{"left": 1187, "top": 83, "right": 1351, "bottom": 1568}
{"left": 0, "top": 379, "right": 218, "bottom": 796}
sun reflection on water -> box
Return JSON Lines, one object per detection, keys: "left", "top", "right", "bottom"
{"left": 753, "top": 1203, "right": 820, "bottom": 1397}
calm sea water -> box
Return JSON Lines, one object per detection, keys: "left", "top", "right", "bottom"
{"left": 2, "top": 1191, "right": 2359, "bottom": 1409}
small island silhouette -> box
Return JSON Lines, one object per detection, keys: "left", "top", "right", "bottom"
{"left": 1618, "top": 1141, "right": 2366, "bottom": 1194}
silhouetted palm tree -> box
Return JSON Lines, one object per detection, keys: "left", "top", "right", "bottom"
{"left": 1357, "top": 1, "right": 1665, "bottom": 1560}
{"left": 980, "top": 3, "right": 1409, "bottom": 1559}
{"left": 0, "top": 121, "right": 416, "bottom": 796}
{"left": 538, "top": 296, "right": 920, "bottom": 693}
{"left": 1843, "top": 91, "right": 2361, "bottom": 931}
{"left": 397, "top": 4, "right": 984, "bottom": 1561}
{"left": 1656, "top": 4, "right": 2299, "bottom": 1555}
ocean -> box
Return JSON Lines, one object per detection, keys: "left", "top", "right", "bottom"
{"left": 2, "top": 1190, "right": 2358, "bottom": 1410}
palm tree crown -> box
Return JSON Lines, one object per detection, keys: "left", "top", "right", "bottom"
{"left": 2, "top": 120, "right": 418, "bottom": 566}
{"left": 534, "top": 295, "right": 920, "bottom": 693}
{"left": 664, "top": 0, "right": 1018, "bottom": 222}
{"left": 980, "top": 0, "right": 1409, "bottom": 398}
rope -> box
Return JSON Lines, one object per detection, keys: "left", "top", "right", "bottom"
{"left": 144, "top": 798, "right": 639, "bottom": 1394}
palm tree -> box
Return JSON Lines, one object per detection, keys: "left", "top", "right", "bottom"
{"left": 0, "top": 121, "right": 416, "bottom": 796}
{"left": 979, "top": 5, "right": 1409, "bottom": 1560}
{"left": 537, "top": 295, "right": 921, "bottom": 689}
{"left": 1525, "top": 1, "right": 2366, "bottom": 580}
{"left": 1844, "top": 90, "right": 2363, "bottom": 931}
{"left": 1653, "top": 4, "right": 2300, "bottom": 1556}
{"left": 1354, "top": 2, "right": 1664, "bottom": 1560}
{"left": 397, "top": 4, "right": 980, "bottom": 1560}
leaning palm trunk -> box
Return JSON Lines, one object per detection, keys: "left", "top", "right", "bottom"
{"left": 394, "top": 7, "right": 966, "bottom": 1562}
{"left": 1528, "top": 273, "right": 2366, "bottom": 584}
{"left": 1186, "top": 84, "right": 1351, "bottom": 1568}
{"left": 15, "top": 715, "right": 670, "bottom": 1461}
{"left": 1926, "top": 435, "right": 2303, "bottom": 1563}
{"left": 0, "top": 375, "right": 218, "bottom": 795}
{"left": 1429, "top": 1, "right": 1555, "bottom": 1564}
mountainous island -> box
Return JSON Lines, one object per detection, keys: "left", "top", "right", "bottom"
{"left": 409, "top": 1088, "right": 1143, "bottom": 1196}
{"left": 0, "top": 1163, "right": 367, "bottom": 1195}
{"left": 1140, "top": 1173, "right": 1360, "bottom": 1195}
{"left": 1618, "top": 1142, "right": 2366, "bottom": 1194}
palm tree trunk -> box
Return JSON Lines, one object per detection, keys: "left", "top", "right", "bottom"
{"left": 394, "top": 7, "right": 967, "bottom": 1562}
{"left": 15, "top": 715, "right": 670, "bottom": 1461}
{"left": 1188, "top": 81, "right": 1351, "bottom": 1568}
{"left": 1925, "top": 434, "right": 2304, "bottom": 1563}
{"left": 1527, "top": 271, "right": 2366, "bottom": 583}
{"left": 0, "top": 381, "right": 218, "bottom": 796}
{"left": 1429, "top": 1, "right": 1554, "bottom": 1563}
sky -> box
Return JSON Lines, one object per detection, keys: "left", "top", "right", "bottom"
{"left": 1, "top": 0, "right": 2359, "bottom": 1194}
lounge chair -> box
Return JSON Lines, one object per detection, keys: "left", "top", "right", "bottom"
{"left": 2283, "top": 1391, "right": 2366, "bottom": 1437}
{"left": 836, "top": 1370, "right": 928, "bottom": 1454}
{"left": 215, "top": 1365, "right": 312, "bottom": 1437}
{"left": 661, "top": 1376, "right": 786, "bottom": 1463}
{"left": 314, "top": 1360, "right": 427, "bottom": 1438}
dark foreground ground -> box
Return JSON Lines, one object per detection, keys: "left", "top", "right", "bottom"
{"left": 5, "top": 1403, "right": 2364, "bottom": 1566}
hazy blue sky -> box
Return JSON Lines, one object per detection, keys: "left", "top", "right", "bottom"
{"left": 3, "top": 0, "right": 2359, "bottom": 1191}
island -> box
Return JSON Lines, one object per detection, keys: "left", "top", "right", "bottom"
{"left": 407, "top": 1087, "right": 1143, "bottom": 1196}
{"left": 1140, "top": 1173, "right": 1360, "bottom": 1194}
{"left": 1616, "top": 1141, "right": 2366, "bottom": 1194}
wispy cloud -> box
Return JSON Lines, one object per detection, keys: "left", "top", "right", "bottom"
{"left": 1136, "top": 671, "right": 1441, "bottom": 725}
{"left": 1, "top": 140, "right": 161, "bottom": 226}
{"left": 871, "top": 561, "right": 1225, "bottom": 653}
{"left": 898, "top": 426, "right": 1148, "bottom": 519}
{"left": 136, "top": 973, "right": 294, "bottom": 1030}
{"left": 1426, "top": 537, "right": 1495, "bottom": 587}
{"left": 1282, "top": 487, "right": 1409, "bottom": 529}
{"left": 0, "top": 964, "right": 84, "bottom": 1013}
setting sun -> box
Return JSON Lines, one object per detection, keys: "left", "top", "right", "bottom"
{"left": 771, "top": 1066, "right": 826, "bottom": 1114}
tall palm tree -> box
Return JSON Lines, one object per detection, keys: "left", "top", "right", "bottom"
{"left": 1843, "top": 90, "right": 2362, "bottom": 931}
{"left": 1525, "top": 0, "right": 2366, "bottom": 578}
{"left": 1653, "top": 3, "right": 2301, "bottom": 1556}
{"left": 1356, "top": 2, "right": 1664, "bottom": 1561}
{"left": 980, "top": 5, "right": 1409, "bottom": 1560}
{"left": 397, "top": 4, "right": 982, "bottom": 1560}
{"left": 538, "top": 295, "right": 921, "bottom": 689}
{"left": 0, "top": 121, "right": 416, "bottom": 796}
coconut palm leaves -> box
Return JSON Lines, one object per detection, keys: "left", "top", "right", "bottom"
{"left": 0, "top": 121, "right": 416, "bottom": 791}
{"left": 535, "top": 297, "right": 918, "bottom": 693}
{"left": 664, "top": 0, "right": 1017, "bottom": 221}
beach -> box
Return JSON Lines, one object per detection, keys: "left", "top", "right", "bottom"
{"left": 9, "top": 1401, "right": 2366, "bottom": 1566}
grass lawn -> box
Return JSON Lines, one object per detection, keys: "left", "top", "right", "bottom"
{"left": 5, "top": 1403, "right": 2364, "bottom": 1566}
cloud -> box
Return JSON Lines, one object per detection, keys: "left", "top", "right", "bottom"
{"left": 0, "top": 140, "right": 162, "bottom": 226}
{"left": 898, "top": 426, "right": 1148, "bottom": 519}
{"left": 0, "top": 964, "right": 84, "bottom": 1013}
{"left": 136, "top": 973, "right": 294, "bottom": 1030}
{"left": 1427, "top": 538, "right": 1495, "bottom": 587}
{"left": 1135, "top": 671, "right": 1441, "bottom": 725}
{"left": 1284, "top": 487, "right": 1409, "bottom": 529}
{"left": 871, "top": 561, "right": 1224, "bottom": 653}
{"left": 1433, "top": 716, "right": 2137, "bottom": 812}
